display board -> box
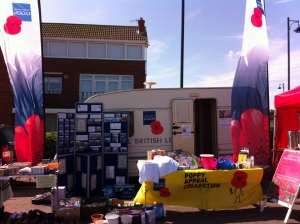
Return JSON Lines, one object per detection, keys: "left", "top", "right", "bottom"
{"left": 57, "top": 113, "right": 75, "bottom": 155}
{"left": 57, "top": 104, "right": 129, "bottom": 196}
{"left": 103, "top": 112, "right": 129, "bottom": 186}
{"left": 75, "top": 153, "right": 102, "bottom": 198}
{"left": 75, "top": 103, "right": 103, "bottom": 154}
{"left": 261, "top": 149, "right": 300, "bottom": 223}
{"left": 57, "top": 153, "right": 75, "bottom": 197}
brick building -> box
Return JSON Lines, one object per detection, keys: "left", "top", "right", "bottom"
{"left": 0, "top": 18, "right": 149, "bottom": 131}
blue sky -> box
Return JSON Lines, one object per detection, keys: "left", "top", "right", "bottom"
{"left": 40, "top": 0, "right": 300, "bottom": 109}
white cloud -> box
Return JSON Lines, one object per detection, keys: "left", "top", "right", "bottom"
{"left": 226, "top": 50, "right": 241, "bottom": 59}
{"left": 274, "top": 0, "right": 294, "bottom": 4}
{"left": 186, "top": 7, "right": 202, "bottom": 20}
{"left": 147, "top": 39, "right": 168, "bottom": 65}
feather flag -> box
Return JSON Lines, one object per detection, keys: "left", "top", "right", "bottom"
{"left": 230, "top": 0, "right": 270, "bottom": 165}
{"left": 0, "top": 0, "right": 44, "bottom": 165}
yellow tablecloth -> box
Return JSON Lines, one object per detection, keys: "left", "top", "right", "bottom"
{"left": 134, "top": 167, "right": 263, "bottom": 210}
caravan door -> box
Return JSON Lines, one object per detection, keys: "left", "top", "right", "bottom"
{"left": 172, "top": 100, "right": 194, "bottom": 156}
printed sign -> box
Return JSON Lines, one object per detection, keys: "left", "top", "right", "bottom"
{"left": 266, "top": 150, "right": 300, "bottom": 205}
{"left": 143, "top": 111, "right": 156, "bottom": 125}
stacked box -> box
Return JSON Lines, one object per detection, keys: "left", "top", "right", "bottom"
{"left": 55, "top": 197, "right": 81, "bottom": 220}
{"left": 31, "top": 166, "right": 46, "bottom": 175}
{"left": 114, "top": 185, "right": 134, "bottom": 199}
{"left": 4, "top": 166, "right": 19, "bottom": 175}
{"left": 80, "top": 197, "right": 108, "bottom": 221}
{"left": 51, "top": 186, "right": 66, "bottom": 212}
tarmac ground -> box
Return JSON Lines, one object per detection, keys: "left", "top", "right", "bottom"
{"left": 2, "top": 176, "right": 300, "bottom": 224}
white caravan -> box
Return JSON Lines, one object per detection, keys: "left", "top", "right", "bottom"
{"left": 86, "top": 87, "right": 233, "bottom": 176}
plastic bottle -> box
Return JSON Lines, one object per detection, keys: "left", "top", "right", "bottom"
{"left": 251, "top": 156, "right": 255, "bottom": 167}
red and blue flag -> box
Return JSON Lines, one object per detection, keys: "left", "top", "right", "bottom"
{"left": 0, "top": 0, "right": 44, "bottom": 165}
{"left": 230, "top": 0, "right": 270, "bottom": 165}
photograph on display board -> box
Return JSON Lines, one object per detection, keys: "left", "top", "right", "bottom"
{"left": 91, "top": 147, "right": 101, "bottom": 153}
{"left": 76, "top": 118, "right": 87, "bottom": 132}
{"left": 91, "top": 104, "right": 102, "bottom": 112}
{"left": 57, "top": 113, "right": 76, "bottom": 155}
{"left": 87, "top": 118, "right": 95, "bottom": 124}
{"left": 106, "top": 166, "right": 115, "bottom": 179}
{"left": 112, "top": 137, "right": 119, "bottom": 143}
{"left": 112, "top": 147, "right": 119, "bottom": 152}
{"left": 75, "top": 141, "right": 88, "bottom": 152}
{"left": 70, "top": 130, "right": 74, "bottom": 139}
{"left": 110, "top": 123, "right": 121, "bottom": 129}
{"left": 88, "top": 126, "right": 95, "bottom": 133}
{"left": 120, "top": 133, "right": 127, "bottom": 143}
{"left": 77, "top": 104, "right": 88, "bottom": 112}
{"left": 104, "top": 113, "right": 115, "bottom": 122}
{"left": 89, "top": 139, "right": 101, "bottom": 146}
{"left": 94, "top": 118, "right": 102, "bottom": 124}
{"left": 118, "top": 155, "right": 127, "bottom": 169}
{"left": 105, "top": 147, "right": 111, "bottom": 152}
{"left": 122, "top": 113, "right": 128, "bottom": 122}
{"left": 120, "top": 147, "right": 127, "bottom": 152}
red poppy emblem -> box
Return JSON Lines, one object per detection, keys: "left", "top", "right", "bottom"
{"left": 4, "top": 16, "right": 22, "bottom": 35}
{"left": 150, "top": 120, "right": 164, "bottom": 135}
{"left": 159, "top": 187, "right": 171, "bottom": 197}
{"left": 231, "top": 171, "right": 248, "bottom": 189}
{"left": 251, "top": 7, "right": 262, "bottom": 27}
{"left": 15, "top": 114, "right": 44, "bottom": 165}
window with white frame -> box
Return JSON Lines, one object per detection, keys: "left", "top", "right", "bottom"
{"left": 88, "top": 43, "right": 106, "bottom": 58}
{"left": 44, "top": 77, "right": 62, "bottom": 94}
{"left": 49, "top": 42, "right": 67, "bottom": 57}
{"left": 79, "top": 75, "right": 133, "bottom": 102}
{"left": 127, "top": 45, "right": 142, "bottom": 59}
{"left": 44, "top": 41, "right": 144, "bottom": 60}
{"left": 107, "top": 44, "right": 125, "bottom": 59}
{"left": 69, "top": 42, "right": 86, "bottom": 58}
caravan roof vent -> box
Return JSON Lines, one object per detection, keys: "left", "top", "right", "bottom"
{"left": 144, "top": 81, "right": 157, "bottom": 89}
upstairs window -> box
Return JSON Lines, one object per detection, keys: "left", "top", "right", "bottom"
{"left": 49, "top": 42, "right": 67, "bottom": 57}
{"left": 44, "top": 77, "right": 62, "bottom": 94}
{"left": 107, "top": 44, "right": 125, "bottom": 59}
{"left": 79, "top": 75, "right": 133, "bottom": 102}
{"left": 127, "top": 45, "right": 142, "bottom": 59}
{"left": 44, "top": 41, "right": 144, "bottom": 60}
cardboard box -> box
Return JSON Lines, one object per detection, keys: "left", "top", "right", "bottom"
{"left": 80, "top": 197, "right": 108, "bottom": 221}
{"left": 111, "top": 198, "right": 124, "bottom": 206}
{"left": 31, "top": 166, "right": 46, "bottom": 175}
{"left": 10, "top": 162, "right": 31, "bottom": 168}
{"left": 147, "top": 149, "right": 166, "bottom": 160}
{"left": 114, "top": 185, "right": 134, "bottom": 199}
{"left": 55, "top": 207, "right": 80, "bottom": 220}
{"left": 51, "top": 186, "right": 66, "bottom": 212}
{"left": 55, "top": 197, "right": 81, "bottom": 219}
{"left": 4, "top": 166, "right": 19, "bottom": 176}
{"left": 38, "top": 162, "right": 61, "bottom": 170}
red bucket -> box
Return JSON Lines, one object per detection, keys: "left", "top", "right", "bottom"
{"left": 200, "top": 154, "right": 217, "bottom": 170}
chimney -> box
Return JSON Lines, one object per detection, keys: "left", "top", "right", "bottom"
{"left": 138, "top": 17, "right": 146, "bottom": 34}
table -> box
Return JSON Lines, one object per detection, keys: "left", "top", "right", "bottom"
{"left": 0, "top": 176, "right": 13, "bottom": 208}
{"left": 134, "top": 167, "right": 263, "bottom": 210}
{"left": 0, "top": 174, "right": 58, "bottom": 208}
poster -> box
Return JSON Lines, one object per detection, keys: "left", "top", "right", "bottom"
{"left": 182, "top": 125, "right": 191, "bottom": 138}
{"left": 267, "top": 150, "right": 300, "bottom": 205}
{"left": 219, "top": 110, "right": 232, "bottom": 129}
